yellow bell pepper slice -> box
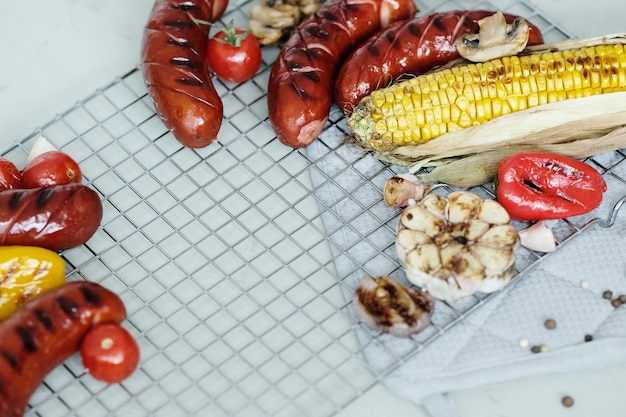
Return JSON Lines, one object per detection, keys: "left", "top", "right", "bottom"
{"left": 0, "top": 246, "right": 66, "bottom": 320}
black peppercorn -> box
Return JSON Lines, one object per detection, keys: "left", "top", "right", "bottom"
{"left": 562, "top": 395, "right": 574, "bottom": 407}
{"left": 603, "top": 290, "right": 613, "bottom": 300}
{"left": 584, "top": 334, "right": 593, "bottom": 342}
{"left": 544, "top": 319, "right": 556, "bottom": 330}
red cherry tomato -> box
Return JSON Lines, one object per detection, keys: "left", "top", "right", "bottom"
{"left": 80, "top": 323, "right": 140, "bottom": 384}
{"left": 0, "top": 157, "right": 23, "bottom": 190}
{"left": 206, "top": 24, "right": 262, "bottom": 83}
{"left": 21, "top": 150, "right": 82, "bottom": 188}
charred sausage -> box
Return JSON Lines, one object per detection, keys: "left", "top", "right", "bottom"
{"left": 334, "top": 10, "right": 545, "bottom": 113}
{"left": 267, "top": 0, "right": 418, "bottom": 148}
{"left": 0, "top": 281, "right": 127, "bottom": 417}
{"left": 0, "top": 184, "right": 103, "bottom": 251}
{"left": 141, "top": 0, "right": 227, "bottom": 148}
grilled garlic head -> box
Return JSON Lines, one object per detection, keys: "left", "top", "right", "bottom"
{"left": 396, "top": 191, "right": 520, "bottom": 302}
{"left": 353, "top": 275, "right": 435, "bottom": 338}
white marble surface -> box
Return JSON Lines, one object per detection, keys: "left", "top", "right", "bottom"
{"left": 1, "top": 1, "right": 625, "bottom": 416}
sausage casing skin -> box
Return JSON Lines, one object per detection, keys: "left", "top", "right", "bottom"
{"left": 267, "top": 0, "right": 418, "bottom": 148}
{"left": 0, "top": 184, "right": 103, "bottom": 251}
{"left": 0, "top": 281, "right": 127, "bottom": 417}
{"left": 141, "top": 0, "right": 227, "bottom": 148}
{"left": 334, "top": 10, "right": 545, "bottom": 113}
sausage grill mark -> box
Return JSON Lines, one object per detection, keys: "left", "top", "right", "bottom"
{"left": 34, "top": 309, "right": 55, "bottom": 332}
{"left": 80, "top": 285, "right": 103, "bottom": 307}
{"left": 170, "top": 56, "right": 199, "bottom": 69}
{"left": 57, "top": 296, "right": 80, "bottom": 319}
{"left": 164, "top": 20, "right": 193, "bottom": 30}
{"left": 304, "top": 26, "right": 330, "bottom": 41}
{"left": 176, "top": 1, "right": 199, "bottom": 10}
{"left": 15, "top": 327, "right": 37, "bottom": 354}
{"left": 368, "top": 44, "right": 381, "bottom": 58}
{"left": 166, "top": 37, "right": 192, "bottom": 49}
{"left": 433, "top": 16, "right": 447, "bottom": 32}
{"left": 35, "top": 189, "right": 54, "bottom": 210}
{"left": 8, "top": 192, "right": 23, "bottom": 211}
{"left": 407, "top": 22, "right": 422, "bottom": 38}
{"left": 1, "top": 351, "right": 19, "bottom": 371}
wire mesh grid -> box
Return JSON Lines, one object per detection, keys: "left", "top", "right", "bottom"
{"left": 5, "top": 0, "right": 626, "bottom": 416}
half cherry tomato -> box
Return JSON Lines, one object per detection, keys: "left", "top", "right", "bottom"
{"left": 80, "top": 323, "right": 140, "bottom": 384}
{"left": 206, "top": 22, "right": 262, "bottom": 83}
{"left": 22, "top": 150, "right": 82, "bottom": 188}
{"left": 0, "top": 157, "right": 23, "bottom": 190}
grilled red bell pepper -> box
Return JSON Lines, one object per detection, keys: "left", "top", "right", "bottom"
{"left": 496, "top": 152, "right": 607, "bottom": 221}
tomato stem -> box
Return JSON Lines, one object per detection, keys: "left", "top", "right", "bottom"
{"left": 191, "top": 18, "right": 249, "bottom": 47}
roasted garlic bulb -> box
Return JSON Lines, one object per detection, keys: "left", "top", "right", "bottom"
{"left": 396, "top": 191, "right": 520, "bottom": 302}
{"left": 353, "top": 275, "right": 434, "bottom": 337}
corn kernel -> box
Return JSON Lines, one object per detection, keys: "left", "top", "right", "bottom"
{"left": 458, "top": 111, "right": 473, "bottom": 128}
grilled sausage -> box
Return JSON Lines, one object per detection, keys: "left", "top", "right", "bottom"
{"left": 334, "top": 10, "right": 545, "bottom": 113}
{"left": 141, "top": 0, "right": 227, "bottom": 148}
{"left": 0, "top": 281, "right": 127, "bottom": 417}
{"left": 0, "top": 184, "right": 103, "bottom": 251}
{"left": 267, "top": 0, "right": 418, "bottom": 148}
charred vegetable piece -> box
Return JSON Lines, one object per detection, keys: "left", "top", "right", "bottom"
{"left": 0, "top": 246, "right": 66, "bottom": 320}
{"left": 348, "top": 43, "right": 626, "bottom": 153}
{"left": 396, "top": 191, "right": 520, "bottom": 301}
{"left": 353, "top": 275, "right": 434, "bottom": 337}
{"left": 455, "top": 11, "right": 530, "bottom": 62}
{"left": 496, "top": 152, "right": 607, "bottom": 221}
{"left": 249, "top": 0, "right": 324, "bottom": 45}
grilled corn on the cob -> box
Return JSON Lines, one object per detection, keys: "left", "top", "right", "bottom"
{"left": 347, "top": 43, "right": 626, "bottom": 152}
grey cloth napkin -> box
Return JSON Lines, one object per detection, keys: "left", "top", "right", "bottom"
{"left": 307, "top": 124, "right": 626, "bottom": 417}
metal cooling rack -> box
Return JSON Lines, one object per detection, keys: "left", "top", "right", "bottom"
{"left": 5, "top": 0, "right": 626, "bottom": 416}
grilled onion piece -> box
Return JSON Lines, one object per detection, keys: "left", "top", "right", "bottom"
{"left": 353, "top": 275, "right": 435, "bottom": 337}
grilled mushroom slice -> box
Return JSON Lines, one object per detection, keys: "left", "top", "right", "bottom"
{"left": 396, "top": 191, "right": 520, "bottom": 301}
{"left": 353, "top": 275, "right": 435, "bottom": 337}
{"left": 456, "top": 11, "right": 530, "bottom": 62}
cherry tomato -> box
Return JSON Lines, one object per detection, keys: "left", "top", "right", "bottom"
{"left": 206, "top": 23, "right": 262, "bottom": 83}
{"left": 0, "top": 157, "right": 23, "bottom": 190}
{"left": 21, "top": 150, "right": 82, "bottom": 188}
{"left": 80, "top": 323, "right": 140, "bottom": 384}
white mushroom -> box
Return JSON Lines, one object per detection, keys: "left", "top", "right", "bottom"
{"left": 456, "top": 11, "right": 530, "bottom": 62}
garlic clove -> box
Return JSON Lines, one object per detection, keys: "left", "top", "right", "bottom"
{"left": 446, "top": 191, "right": 482, "bottom": 224}
{"left": 383, "top": 173, "right": 434, "bottom": 207}
{"left": 28, "top": 135, "right": 57, "bottom": 163}
{"left": 519, "top": 220, "right": 557, "bottom": 252}
{"left": 400, "top": 205, "right": 444, "bottom": 235}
